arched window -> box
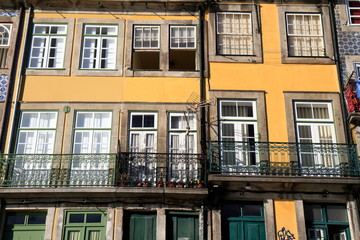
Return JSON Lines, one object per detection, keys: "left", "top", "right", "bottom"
{"left": 0, "top": 23, "right": 12, "bottom": 68}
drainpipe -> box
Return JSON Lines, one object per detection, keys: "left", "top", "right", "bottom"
{"left": 6, "top": 3, "right": 32, "bottom": 154}
{"left": 329, "top": 0, "right": 351, "bottom": 144}
{"left": 198, "top": 7, "right": 206, "bottom": 154}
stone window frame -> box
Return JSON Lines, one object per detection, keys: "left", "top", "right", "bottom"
{"left": 26, "top": 18, "right": 75, "bottom": 76}
{"left": 124, "top": 19, "right": 200, "bottom": 78}
{"left": 72, "top": 18, "right": 124, "bottom": 77}
{"left": 278, "top": 5, "right": 335, "bottom": 64}
{"left": 284, "top": 92, "right": 346, "bottom": 143}
{"left": 208, "top": 90, "right": 268, "bottom": 142}
{"left": 208, "top": 4, "right": 263, "bottom": 63}
{"left": 0, "top": 23, "right": 12, "bottom": 68}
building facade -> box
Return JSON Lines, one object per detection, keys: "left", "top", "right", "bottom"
{"left": 0, "top": 0, "right": 359, "bottom": 240}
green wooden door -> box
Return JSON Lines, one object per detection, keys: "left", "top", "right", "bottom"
{"left": 63, "top": 211, "right": 106, "bottom": 240}
{"left": 127, "top": 213, "right": 156, "bottom": 240}
{"left": 3, "top": 212, "right": 46, "bottom": 240}
{"left": 228, "top": 221, "right": 265, "bottom": 240}
{"left": 168, "top": 213, "right": 199, "bottom": 240}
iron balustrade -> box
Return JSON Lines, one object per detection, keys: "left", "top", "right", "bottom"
{"left": 208, "top": 141, "right": 360, "bottom": 177}
{"left": 0, "top": 153, "right": 205, "bottom": 188}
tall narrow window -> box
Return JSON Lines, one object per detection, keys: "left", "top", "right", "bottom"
{"left": 0, "top": 23, "right": 11, "bottom": 68}
{"left": 29, "top": 24, "right": 67, "bottom": 68}
{"left": 81, "top": 25, "right": 117, "bottom": 69}
{"left": 3, "top": 212, "right": 47, "bottom": 239}
{"left": 216, "top": 12, "right": 253, "bottom": 55}
{"left": 128, "top": 112, "right": 158, "bottom": 183}
{"left": 132, "top": 25, "right": 160, "bottom": 70}
{"left": 347, "top": 0, "right": 360, "bottom": 24}
{"left": 168, "top": 113, "right": 197, "bottom": 182}
{"left": 71, "top": 111, "right": 112, "bottom": 186}
{"left": 14, "top": 111, "right": 57, "bottom": 186}
{"left": 169, "top": 26, "right": 196, "bottom": 70}
{"left": 286, "top": 14, "right": 325, "bottom": 57}
{"left": 295, "top": 102, "right": 337, "bottom": 169}
{"left": 219, "top": 100, "right": 258, "bottom": 174}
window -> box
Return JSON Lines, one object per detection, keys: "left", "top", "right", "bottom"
{"left": 347, "top": 0, "right": 360, "bottom": 25}
{"left": 124, "top": 212, "right": 156, "bottom": 240}
{"left": 132, "top": 25, "right": 160, "bottom": 70}
{"left": 304, "top": 204, "right": 350, "bottom": 240}
{"left": 294, "top": 102, "right": 338, "bottom": 169}
{"left": 208, "top": 4, "right": 262, "bottom": 63}
{"left": 286, "top": 14, "right": 325, "bottom": 57}
{"left": 16, "top": 111, "right": 57, "bottom": 154}
{"left": 278, "top": 6, "right": 334, "bottom": 64}
{"left": 125, "top": 20, "right": 199, "bottom": 77}
{"left": 0, "top": 23, "right": 11, "bottom": 68}
{"left": 168, "top": 112, "right": 198, "bottom": 182}
{"left": 355, "top": 63, "right": 360, "bottom": 79}
{"left": 81, "top": 25, "right": 118, "bottom": 70}
{"left": 222, "top": 202, "right": 265, "bottom": 240}
{"left": 169, "top": 26, "right": 196, "bottom": 70}
{"left": 129, "top": 112, "right": 157, "bottom": 153}
{"left": 128, "top": 112, "right": 158, "bottom": 183}
{"left": 29, "top": 24, "right": 67, "bottom": 69}
{"left": 63, "top": 211, "right": 106, "bottom": 240}
{"left": 167, "top": 212, "right": 199, "bottom": 240}
{"left": 219, "top": 100, "right": 258, "bottom": 174}
{"left": 3, "top": 212, "right": 47, "bottom": 239}
{"left": 73, "top": 111, "right": 112, "bottom": 154}
{"left": 12, "top": 111, "right": 57, "bottom": 186}
{"left": 216, "top": 12, "right": 253, "bottom": 56}
{"left": 71, "top": 111, "right": 112, "bottom": 186}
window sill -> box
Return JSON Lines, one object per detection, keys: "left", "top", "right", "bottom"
{"left": 26, "top": 68, "right": 70, "bottom": 76}
{"left": 209, "top": 54, "right": 263, "bottom": 63}
{"left": 125, "top": 69, "right": 200, "bottom": 78}
{"left": 72, "top": 68, "right": 122, "bottom": 77}
{"left": 281, "top": 56, "right": 335, "bottom": 64}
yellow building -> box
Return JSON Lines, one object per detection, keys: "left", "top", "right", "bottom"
{"left": 0, "top": 0, "right": 359, "bottom": 239}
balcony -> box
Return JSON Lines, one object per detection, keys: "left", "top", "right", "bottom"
{"left": 209, "top": 141, "right": 360, "bottom": 177}
{"left": 0, "top": 153, "right": 205, "bottom": 188}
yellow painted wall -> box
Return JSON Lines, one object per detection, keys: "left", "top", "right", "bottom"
{"left": 209, "top": 4, "right": 339, "bottom": 142}
{"left": 274, "top": 200, "right": 299, "bottom": 240}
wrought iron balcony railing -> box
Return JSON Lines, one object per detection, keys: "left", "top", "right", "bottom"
{"left": 0, "top": 153, "right": 205, "bottom": 188}
{"left": 209, "top": 141, "right": 360, "bottom": 177}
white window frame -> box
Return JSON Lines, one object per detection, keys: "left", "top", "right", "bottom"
{"left": 286, "top": 13, "right": 325, "bottom": 57}
{"left": 216, "top": 12, "right": 254, "bottom": 56}
{"left": 219, "top": 100, "right": 259, "bottom": 172}
{"left": 0, "top": 23, "right": 11, "bottom": 47}
{"left": 347, "top": 0, "right": 360, "bottom": 25}
{"left": 81, "top": 25, "right": 118, "bottom": 70}
{"left": 73, "top": 111, "right": 112, "bottom": 154}
{"left": 133, "top": 25, "right": 160, "bottom": 50}
{"left": 129, "top": 112, "right": 158, "bottom": 153}
{"left": 220, "top": 100, "right": 257, "bottom": 120}
{"left": 16, "top": 111, "right": 58, "bottom": 154}
{"left": 168, "top": 112, "right": 197, "bottom": 153}
{"left": 0, "top": 23, "right": 12, "bottom": 68}
{"left": 14, "top": 111, "right": 58, "bottom": 186}
{"left": 29, "top": 24, "right": 67, "bottom": 69}
{"left": 169, "top": 26, "right": 196, "bottom": 50}
{"left": 294, "top": 102, "right": 338, "bottom": 169}
{"left": 355, "top": 62, "right": 360, "bottom": 80}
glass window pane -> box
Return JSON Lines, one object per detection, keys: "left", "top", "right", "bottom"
{"left": 69, "top": 214, "right": 85, "bottom": 223}
{"left": 144, "top": 115, "right": 155, "bottom": 128}
{"left": 327, "top": 205, "right": 348, "bottom": 222}
{"left": 131, "top": 115, "right": 143, "bottom": 128}
{"left": 238, "top": 102, "right": 253, "bottom": 117}
{"left": 21, "top": 112, "right": 39, "bottom": 128}
{"left": 304, "top": 204, "right": 323, "bottom": 221}
{"left": 6, "top": 214, "right": 25, "bottom": 225}
{"left": 243, "top": 203, "right": 262, "bottom": 216}
{"left": 222, "top": 102, "right": 237, "bottom": 117}
{"left": 28, "top": 215, "right": 46, "bottom": 224}
{"left": 86, "top": 214, "right": 102, "bottom": 223}
{"left": 76, "top": 112, "right": 93, "bottom": 128}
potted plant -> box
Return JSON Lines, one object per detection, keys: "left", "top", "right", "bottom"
{"left": 168, "top": 182, "right": 176, "bottom": 188}
{"left": 118, "top": 173, "right": 130, "bottom": 187}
